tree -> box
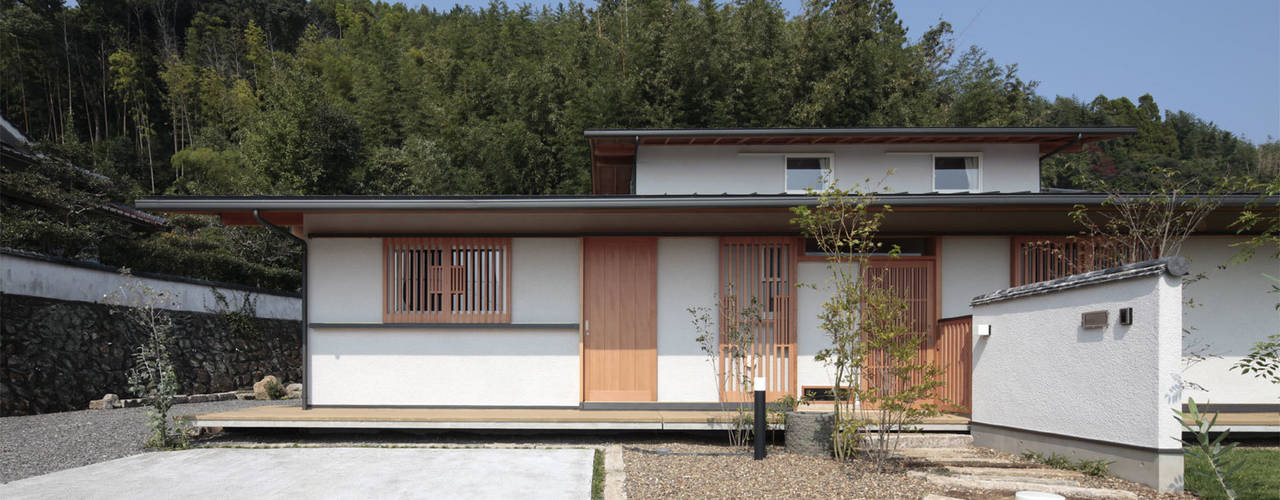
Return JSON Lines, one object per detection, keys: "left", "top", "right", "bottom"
{"left": 791, "top": 175, "right": 942, "bottom": 464}
{"left": 106, "top": 271, "right": 188, "bottom": 449}
{"left": 689, "top": 293, "right": 766, "bottom": 447}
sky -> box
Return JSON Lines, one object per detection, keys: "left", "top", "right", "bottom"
{"left": 395, "top": 0, "right": 1280, "bottom": 143}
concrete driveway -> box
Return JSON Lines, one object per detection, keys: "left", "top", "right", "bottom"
{"left": 0, "top": 447, "right": 595, "bottom": 500}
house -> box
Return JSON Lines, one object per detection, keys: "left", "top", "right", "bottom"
{"left": 134, "top": 127, "right": 1278, "bottom": 414}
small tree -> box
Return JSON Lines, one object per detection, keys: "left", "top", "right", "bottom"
{"left": 791, "top": 177, "right": 943, "bottom": 465}
{"left": 1069, "top": 167, "right": 1225, "bottom": 261}
{"left": 106, "top": 270, "right": 187, "bottom": 449}
{"left": 856, "top": 279, "right": 944, "bottom": 460}
{"left": 1069, "top": 167, "right": 1229, "bottom": 392}
{"left": 689, "top": 289, "right": 765, "bottom": 447}
{"left": 1178, "top": 398, "right": 1244, "bottom": 500}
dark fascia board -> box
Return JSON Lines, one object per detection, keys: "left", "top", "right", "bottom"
{"left": 134, "top": 193, "right": 1269, "bottom": 212}
{"left": 583, "top": 126, "right": 1139, "bottom": 139}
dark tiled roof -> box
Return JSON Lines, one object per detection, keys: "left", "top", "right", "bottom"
{"left": 970, "top": 257, "right": 1191, "bottom": 306}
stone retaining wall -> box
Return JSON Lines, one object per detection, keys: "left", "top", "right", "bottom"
{"left": 1, "top": 293, "right": 301, "bottom": 416}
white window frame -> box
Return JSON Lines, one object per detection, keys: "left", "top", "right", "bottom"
{"left": 930, "top": 152, "right": 983, "bottom": 193}
{"left": 783, "top": 153, "right": 834, "bottom": 194}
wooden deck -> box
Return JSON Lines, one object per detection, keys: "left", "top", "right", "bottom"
{"left": 190, "top": 405, "right": 1278, "bottom": 433}
{"left": 1195, "top": 410, "right": 1280, "bottom": 433}
{"left": 190, "top": 405, "right": 972, "bottom": 431}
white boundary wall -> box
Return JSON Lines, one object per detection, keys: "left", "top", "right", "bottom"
{"left": 0, "top": 251, "right": 300, "bottom": 320}
{"left": 970, "top": 264, "right": 1184, "bottom": 491}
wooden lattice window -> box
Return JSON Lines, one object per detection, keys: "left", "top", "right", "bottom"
{"left": 383, "top": 238, "right": 511, "bottom": 323}
{"left": 1010, "top": 236, "right": 1137, "bottom": 286}
{"left": 719, "top": 237, "right": 798, "bottom": 401}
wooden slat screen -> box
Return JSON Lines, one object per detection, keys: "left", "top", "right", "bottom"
{"left": 860, "top": 259, "right": 937, "bottom": 409}
{"left": 383, "top": 237, "right": 512, "bottom": 323}
{"left": 935, "top": 316, "right": 972, "bottom": 413}
{"left": 1011, "top": 236, "right": 1135, "bottom": 286}
{"left": 719, "top": 237, "right": 798, "bottom": 401}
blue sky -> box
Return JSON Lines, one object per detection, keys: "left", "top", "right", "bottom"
{"left": 397, "top": 0, "right": 1280, "bottom": 143}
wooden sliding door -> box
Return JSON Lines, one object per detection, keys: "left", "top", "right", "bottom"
{"left": 582, "top": 237, "right": 658, "bottom": 402}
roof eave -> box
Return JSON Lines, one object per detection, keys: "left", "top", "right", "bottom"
{"left": 583, "top": 127, "right": 1139, "bottom": 139}
{"left": 134, "top": 193, "right": 1268, "bottom": 213}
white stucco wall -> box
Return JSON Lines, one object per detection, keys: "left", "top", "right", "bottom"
{"left": 309, "top": 238, "right": 383, "bottom": 323}
{"left": 938, "top": 236, "right": 1011, "bottom": 319}
{"left": 1179, "top": 237, "right": 1280, "bottom": 403}
{"left": 305, "top": 237, "right": 582, "bottom": 406}
{"left": 796, "top": 261, "right": 840, "bottom": 390}
{"left": 655, "top": 238, "right": 720, "bottom": 402}
{"left": 511, "top": 238, "right": 580, "bottom": 324}
{"left": 971, "top": 272, "right": 1184, "bottom": 451}
{"left": 634, "top": 143, "right": 1040, "bottom": 195}
{"left": 0, "top": 251, "right": 300, "bottom": 320}
{"left": 309, "top": 327, "right": 580, "bottom": 406}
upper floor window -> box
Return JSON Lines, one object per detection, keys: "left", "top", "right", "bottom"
{"left": 933, "top": 154, "right": 981, "bottom": 193}
{"left": 383, "top": 237, "right": 511, "bottom": 323}
{"left": 785, "top": 155, "right": 831, "bottom": 193}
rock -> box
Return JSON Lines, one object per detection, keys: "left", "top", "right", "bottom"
{"left": 285, "top": 383, "right": 303, "bottom": 399}
{"left": 235, "top": 391, "right": 257, "bottom": 401}
{"left": 253, "top": 375, "right": 280, "bottom": 400}
{"left": 88, "top": 393, "right": 120, "bottom": 410}
{"left": 784, "top": 411, "right": 834, "bottom": 456}
{"left": 120, "top": 398, "right": 146, "bottom": 408}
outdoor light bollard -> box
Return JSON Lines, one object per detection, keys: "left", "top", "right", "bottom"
{"left": 753, "top": 376, "right": 766, "bottom": 460}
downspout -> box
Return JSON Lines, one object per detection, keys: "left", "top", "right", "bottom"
{"left": 253, "top": 210, "right": 310, "bottom": 410}
{"left": 1037, "top": 132, "right": 1084, "bottom": 191}
{"left": 631, "top": 135, "right": 639, "bottom": 194}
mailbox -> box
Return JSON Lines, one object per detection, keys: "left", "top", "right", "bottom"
{"left": 1081, "top": 310, "right": 1109, "bottom": 329}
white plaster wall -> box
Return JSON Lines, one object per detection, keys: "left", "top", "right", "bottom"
{"left": 308, "top": 238, "right": 383, "bottom": 323}
{"left": 1179, "top": 237, "right": 1280, "bottom": 403}
{"left": 655, "top": 238, "right": 720, "bottom": 402}
{"left": 634, "top": 143, "right": 1040, "bottom": 195}
{"left": 309, "top": 327, "right": 580, "bottom": 406}
{"left": 307, "top": 237, "right": 580, "bottom": 325}
{"left": 971, "top": 273, "right": 1183, "bottom": 451}
{"left": 511, "top": 238, "right": 579, "bottom": 324}
{"left": 0, "top": 252, "right": 300, "bottom": 320}
{"left": 796, "top": 261, "right": 840, "bottom": 390}
{"left": 938, "top": 237, "right": 1011, "bottom": 318}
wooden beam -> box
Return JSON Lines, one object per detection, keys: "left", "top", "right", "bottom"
{"left": 592, "top": 142, "right": 637, "bottom": 157}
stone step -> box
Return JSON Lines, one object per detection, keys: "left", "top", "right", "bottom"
{"left": 884, "top": 433, "right": 973, "bottom": 449}
{"left": 895, "top": 447, "right": 987, "bottom": 459}
{"left": 946, "top": 466, "right": 1087, "bottom": 480}
{"left": 909, "top": 472, "right": 1138, "bottom": 500}
{"left": 950, "top": 474, "right": 1080, "bottom": 487}
{"left": 912, "top": 457, "right": 1023, "bottom": 467}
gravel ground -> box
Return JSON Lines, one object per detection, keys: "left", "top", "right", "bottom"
{"left": 624, "top": 440, "right": 947, "bottom": 499}
{"left": 623, "top": 439, "right": 1200, "bottom": 500}
{"left": 0, "top": 399, "right": 292, "bottom": 483}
